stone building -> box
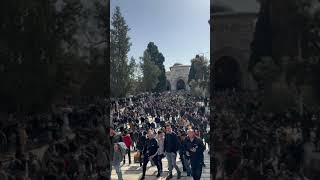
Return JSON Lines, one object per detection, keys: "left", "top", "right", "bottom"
{"left": 210, "top": 1, "right": 259, "bottom": 90}
{"left": 166, "top": 63, "right": 191, "bottom": 91}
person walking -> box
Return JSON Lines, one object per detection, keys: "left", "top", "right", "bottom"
{"left": 164, "top": 124, "right": 181, "bottom": 179}
{"left": 108, "top": 126, "right": 123, "bottom": 178}
{"left": 185, "top": 129, "right": 205, "bottom": 180}
{"left": 178, "top": 131, "right": 187, "bottom": 172}
{"left": 122, "top": 131, "right": 132, "bottom": 165}
{"left": 137, "top": 131, "right": 147, "bottom": 167}
{"left": 156, "top": 130, "right": 165, "bottom": 173}
{"left": 132, "top": 130, "right": 139, "bottom": 151}
{"left": 180, "top": 131, "right": 192, "bottom": 176}
{"left": 113, "top": 143, "right": 124, "bottom": 180}
{"left": 141, "top": 129, "right": 161, "bottom": 180}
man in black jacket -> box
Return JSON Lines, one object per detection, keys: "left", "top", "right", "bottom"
{"left": 185, "top": 129, "right": 205, "bottom": 180}
{"left": 179, "top": 131, "right": 192, "bottom": 176}
{"left": 137, "top": 131, "right": 147, "bottom": 167}
{"left": 164, "top": 124, "right": 181, "bottom": 179}
{"left": 141, "top": 129, "right": 161, "bottom": 180}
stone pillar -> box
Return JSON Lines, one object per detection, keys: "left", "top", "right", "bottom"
{"left": 171, "top": 79, "right": 176, "bottom": 91}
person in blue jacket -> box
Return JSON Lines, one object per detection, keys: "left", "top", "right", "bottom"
{"left": 185, "top": 129, "right": 205, "bottom": 180}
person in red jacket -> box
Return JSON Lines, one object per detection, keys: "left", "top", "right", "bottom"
{"left": 122, "top": 130, "right": 132, "bottom": 164}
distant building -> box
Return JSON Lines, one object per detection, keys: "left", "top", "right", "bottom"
{"left": 210, "top": 1, "right": 258, "bottom": 90}
{"left": 166, "top": 63, "right": 191, "bottom": 91}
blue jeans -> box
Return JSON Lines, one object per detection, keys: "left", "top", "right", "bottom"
{"left": 142, "top": 154, "right": 161, "bottom": 177}
{"left": 191, "top": 161, "right": 203, "bottom": 180}
{"left": 113, "top": 161, "right": 123, "bottom": 180}
{"left": 166, "top": 152, "right": 181, "bottom": 175}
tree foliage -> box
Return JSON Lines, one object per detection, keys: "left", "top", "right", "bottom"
{"left": 110, "top": 6, "right": 133, "bottom": 98}
{"left": 0, "top": 0, "right": 111, "bottom": 112}
{"left": 252, "top": 57, "right": 281, "bottom": 88}
{"left": 144, "top": 42, "right": 166, "bottom": 92}
{"left": 80, "top": 0, "right": 109, "bottom": 99}
{"left": 141, "top": 51, "right": 161, "bottom": 92}
{"left": 188, "top": 55, "right": 209, "bottom": 83}
{"left": 248, "top": 0, "right": 272, "bottom": 72}
{"left": 250, "top": 0, "right": 320, "bottom": 110}
{"left": 0, "top": 0, "right": 86, "bottom": 113}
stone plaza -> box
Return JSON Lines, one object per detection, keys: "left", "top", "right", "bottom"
{"left": 111, "top": 148, "right": 210, "bottom": 180}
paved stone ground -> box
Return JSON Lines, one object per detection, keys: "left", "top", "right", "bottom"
{"left": 111, "top": 149, "right": 211, "bottom": 180}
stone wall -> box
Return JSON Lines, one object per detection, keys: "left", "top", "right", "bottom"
{"left": 211, "top": 12, "right": 258, "bottom": 90}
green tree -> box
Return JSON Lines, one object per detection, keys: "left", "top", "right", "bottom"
{"left": 0, "top": 0, "right": 84, "bottom": 113}
{"left": 141, "top": 51, "right": 161, "bottom": 92}
{"left": 110, "top": 6, "right": 133, "bottom": 97}
{"left": 144, "top": 42, "right": 166, "bottom": 92}
{"left": 80, "top": 0, "right": 109, "bottom": 99}
{"left": 250, "top": 0, "right": 320, "bottom": 113}
{"left": 188, "top": 55, "right": 209, "bottom": 82}
{"left": 252, "top": 56, "right": 281, "bottom": 89}
{"left": 126, "top": 57, "right": 138, "bottom": 94}
{"left": 248, "top": 0, "right": 272, "bottom": 73}
{"left": 129, "top": 57, "right": 137, "bottom": 80}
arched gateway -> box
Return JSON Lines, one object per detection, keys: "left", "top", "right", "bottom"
{"left": 176, "top": 79, "right": 186, "bottom": 90}
{"left": 214, "top": 56, "right": 241, "bottom": 90}
{"left": 166, "top": 63, "right": 191, "bottom": 91}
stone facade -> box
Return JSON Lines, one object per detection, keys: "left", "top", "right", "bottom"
{"left": 210, "top": 10, "right": 258, "bottom": 90}
{"left": 166, "top": 63, "right": 191, "bottom": 91}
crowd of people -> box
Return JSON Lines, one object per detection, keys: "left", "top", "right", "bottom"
{"left": 212, "top": 89, "right": 320, "bottom": 180}
{"left": 0, "top": 99, "right": 111, "bottom": 180}
{"left": 110, "top": 91, "right": 210, "bottom": 180}
{"left": 0, "top": 91, "right": 210, "bottom": 180}
{"left": 5, "top": 87, "right": 319, "bottom": 180}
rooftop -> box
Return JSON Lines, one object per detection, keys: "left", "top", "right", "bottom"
{"left": 211, "top": 1, "right": 235, "bottom": 13}
{"left": 211, "top": 0, "right": 260, "bottom": 15}
{"left": 172, "top": 63, "right": 191, "bottom": 67}
{"left": 173, "top": 63, "right": 183, "bottom": 66}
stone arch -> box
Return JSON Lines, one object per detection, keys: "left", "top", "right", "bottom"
{"left": 214, "top": 56, "right": 241, "bottom": 90}
{"left": 176, "top": 79, "right": 186, "bottom": 90}
{"left": 213, "top": 47, "right": 245, "bottom": 68}
{"left": 213, "top": 47, "right": 247, "bottom": 89}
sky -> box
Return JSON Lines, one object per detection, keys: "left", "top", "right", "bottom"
{"left": 111, "top": 0, "right": 210, "bottom": 71}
